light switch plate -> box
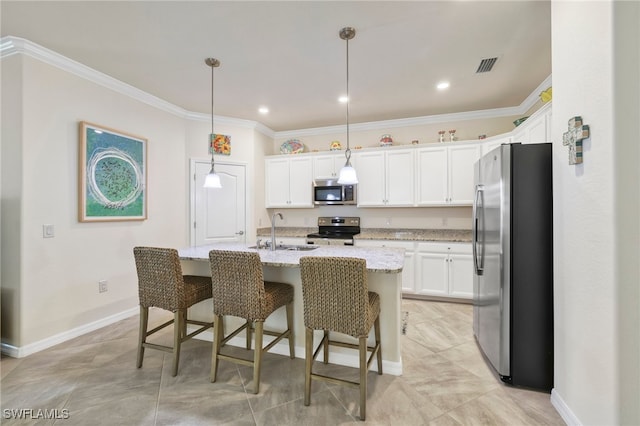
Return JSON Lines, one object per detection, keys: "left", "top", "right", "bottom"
{"left": 43, "top": 224, "right": 55, "bottom": 238}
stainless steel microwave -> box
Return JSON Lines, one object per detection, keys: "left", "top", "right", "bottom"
{"left": 313, "top": 179, "right": 357, "bottom": 205}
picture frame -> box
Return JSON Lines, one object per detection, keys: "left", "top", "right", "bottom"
{"left": 210, "top": 133, "right": 231, "bottom": 155}
{"left": 79, "top": 121, "right": 147, "bottom": 222}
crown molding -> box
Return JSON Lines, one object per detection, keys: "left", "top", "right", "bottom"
{"left": 0, "top": 36, "right": 274, "bottom": 136}
{"left": 2, "top": 36, "right": 549, "bottom": 141}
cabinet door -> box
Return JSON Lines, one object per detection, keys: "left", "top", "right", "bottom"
{"left": 416, "top": 251, "right": 448, "bottom": 296}
{"left": 482, "top": 136, "right": 512, "bottom": 157}
{"left": 288, "top": 157, "right": 313, "bottom": 207}
{"left": 416, "top": 147, "right": 448, "bottom": 205}
{"left": 448, "top": 144, "right": 481, "bottom": 205}
{"left": 313, "top": 154, "right": 339, "bottom": 179}
{"left": 527, "top": 113, "right": 548, "bottom": 143}
{"left": 448, "top": 253, "right": 474, "bottom": 298}
{"left": 356, "top": 239, "right": 415, "bottom": 293}
{"left": 265, "top": 158, "right": 291, "bottom": 207}
{"left": 354, "top": 152, "right": 386, "bottom": 206}
{"left": 386, "top": 150, "right": 415, "bottom": 206}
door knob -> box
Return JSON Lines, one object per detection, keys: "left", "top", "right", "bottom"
{"left": 235, "top": 231, "right": 244, "bottom": 235}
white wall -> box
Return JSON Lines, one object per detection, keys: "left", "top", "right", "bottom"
{"left": 0, "top": 53, "right": 269, "bottom": 352}
{"left": 551, "top": 1, "right": 639, "bottom": 424}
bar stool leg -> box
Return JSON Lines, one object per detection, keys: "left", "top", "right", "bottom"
{"left": 286, "top": 302, "right": 295, "bottom": 358}
{"left": 359, "top": 335, "right": 367, "bottom": 420}
{"left": 323, "top": 330, "right": 329, "bottom": 364}
{"left": 245, "top": 319, "right": 252, "bottom": 350}
{"left": 211, "top": 314, "right": 223, "bottom": 382}
{"left": 304, "top": 327, "right": 313, "bottom": 406}
{"left": 172, "top": 310, "right": 182, "bottom": 377}
{"left": 375, "top": 316, "right": 383, "bottom": 375}
{"left": 137, "top": 306, "right": 148, "bottom": 368}
{"left": 252, "top": 321, "right": 264, "bottom": 394}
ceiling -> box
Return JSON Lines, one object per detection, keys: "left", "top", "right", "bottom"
{"left": 1, "top": 1, "right": 551, "bottom": 132}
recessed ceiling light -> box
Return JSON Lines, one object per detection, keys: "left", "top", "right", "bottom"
{"left": 437, "top": 81, "right": 450, "bottom": 90}
{"left": 258, "top": 106, "right": 269, "bottom": 114}
{"left": 338, "top": 96, "right": 348, "bottom": 103}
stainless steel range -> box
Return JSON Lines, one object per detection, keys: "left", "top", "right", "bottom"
{"left": 306, "top": 216, "right": 360, "bottom": 246}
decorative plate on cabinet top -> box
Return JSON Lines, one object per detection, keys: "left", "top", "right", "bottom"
{"left": 280, "top": 139, "right": 304, "bottom": 154}
{"left": 379, "top": 134, "right": 393, "bottom": 146}
{"left": 329, "top": 141, "right": 342, "bottom": 151}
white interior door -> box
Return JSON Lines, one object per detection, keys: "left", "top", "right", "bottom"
{"left": 191, "top": 160, "right": 246, "bottom": 246}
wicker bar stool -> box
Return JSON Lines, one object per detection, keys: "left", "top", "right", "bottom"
{"left": 299, "top": 256, "right": 382, "bottom": 421}
{"left": 208, "top": 249, "right": 294, "bottom": 394}
{"left": 133, "top": 246, "right": 213, "bottom": 377}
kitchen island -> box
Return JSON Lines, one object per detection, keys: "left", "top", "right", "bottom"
{"left": 179, "top": 243, "right": 405, "bottom": 376}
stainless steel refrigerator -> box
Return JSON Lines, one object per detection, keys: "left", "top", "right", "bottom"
{"left": 472, "top": 143, "right": 553, "bottom": 391}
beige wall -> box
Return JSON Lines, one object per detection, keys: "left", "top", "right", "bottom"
{"left": 272, "top": 115, "right": 522, "bottom": 155}
{"left": 1, "top": 55, "right": 24, "bottom": 346}
{"left": 0, "top": 54, "right": 268, "bottom": 351}
{"left": 551, "top": 1, "right": 639, "bottom": 424}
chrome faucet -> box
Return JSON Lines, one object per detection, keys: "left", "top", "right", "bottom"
{"left": 270, "top": 212, "right": 283, "bottom": 251}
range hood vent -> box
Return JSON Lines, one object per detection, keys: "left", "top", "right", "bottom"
{"left": 476, "top": 57, "right": 498, "bottom": 73}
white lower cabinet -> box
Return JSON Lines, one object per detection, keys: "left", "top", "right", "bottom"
{"left": 355, "top": 240, "right": 416, "bottom": 293}
{"left": 416, "top": 242, "right": 473, "bottom": 299}
{"left": 355, "top": 239, "right": 472, "bottom": 300}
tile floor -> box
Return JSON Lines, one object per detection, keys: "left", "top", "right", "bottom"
{"left": 1, "top": 299, "right": 565, "bottom": 425}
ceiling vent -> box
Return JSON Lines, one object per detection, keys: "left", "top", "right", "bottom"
{"left": 476, "top": 57, "right": 498, "bottom": 73}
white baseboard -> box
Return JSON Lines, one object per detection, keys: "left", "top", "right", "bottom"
{"left": 1, "top": 306, "right": 139, "bottom": 358}
{"left": 551, "top": 388, "right": 581, "bottom": 425}
{"left": 194, "top": 330, "right": 403, "bottom": 377}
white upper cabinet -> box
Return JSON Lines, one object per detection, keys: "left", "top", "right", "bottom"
{"left": 481, "top": 135, "right": 512, "bottom": 156}
{"left": 265, "top": 103, "right": 552, "bottom": 209}
{"left": 511, "top": 102, "right": 552, "bottom": 145}
{"left": 355, "top": 149, "right": 415, "bottom": 207}
{"left": 313, "top": 153, "right": 347, "bottom": 179}
{"left": 416, "top": 147, "right": 448, "bottom": 205}
{"left": 265, "top": 156, "right": 313, "bottom": 208}
{"left": 417, "top": 143, "right": 481, "bottom": 206}
{"left": 448, "top": 144, "right": 482, "bottom": 205}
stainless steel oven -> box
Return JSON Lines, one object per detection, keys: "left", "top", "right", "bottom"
{"left": 306, "top": 216, "right": 360, "bottom": 245}
{"left": 313, "top": 179, "right": 357, "bottom": 206}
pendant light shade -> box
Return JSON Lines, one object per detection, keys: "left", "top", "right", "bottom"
{"left": 337, "top": 27, "right": 358, "bottom": 185}
{"left": 204, "top": 169, "right": 222, "bottom": 188}
{"left": 203, "top": 57, "right": 222, "bottom": 189}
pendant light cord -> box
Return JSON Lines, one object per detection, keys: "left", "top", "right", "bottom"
{"left": 211, "top": 59, "right": 215, "bottom": 135}
{"left": 345, "top": 35, "right": 351, "bottom": 163}
{"left": 205, "top": 58, "right": 219, "bottom": 169}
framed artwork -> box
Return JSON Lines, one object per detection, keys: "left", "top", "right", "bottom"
{"left": 210, "top": 133, "right": 231, "bottom": 155}
{"left": 79, "top": 121, "right": 147, "bottom": 222}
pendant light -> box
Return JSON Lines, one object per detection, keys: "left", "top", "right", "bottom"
{"left": 337, "top": 27, "right": 358, "bottom": 185}
{"left": 203, "top": 57, "right": 222, "bottom": 188}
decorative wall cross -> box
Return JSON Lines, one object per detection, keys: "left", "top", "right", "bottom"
{"left": 562, "top": 116, "right": 590, "bottom": 165}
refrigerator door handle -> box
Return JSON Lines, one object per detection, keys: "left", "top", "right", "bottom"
{"left": 473, "top": 185, "right": 485, "bottom": 275}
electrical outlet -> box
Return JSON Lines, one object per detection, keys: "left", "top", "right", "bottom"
{"left": 43, "top": 224, "right": 55, "bottom": 238}
{"left": 98, "top": 280, "right": 108, "bottom": 293}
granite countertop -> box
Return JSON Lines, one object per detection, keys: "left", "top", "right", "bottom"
{"left": 178, "top": 242, "right": 405, "bottom": 273}
{"left": 256, "top": 227, "right": 472, "bottom": 243}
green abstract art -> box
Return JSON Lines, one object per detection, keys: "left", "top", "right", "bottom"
{"left": 79, "top": 122, "right": 147, "bottom": 222}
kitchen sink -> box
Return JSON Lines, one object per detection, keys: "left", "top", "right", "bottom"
{"left": 278, "top": 244, "right": 319, "bottom": 251}
{"left": 249, "top": 244, "right": 319, "bottom": 251}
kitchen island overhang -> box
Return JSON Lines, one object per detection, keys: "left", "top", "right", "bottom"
{"left": 179, "top": 243, "right": 405, "bottom": 376}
